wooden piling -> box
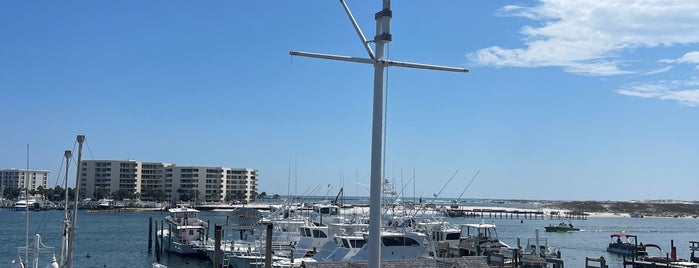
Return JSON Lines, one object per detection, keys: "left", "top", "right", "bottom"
{"left": 155, "top": 220, "right": 160, "bottom": 263}
{"left": 213, "top": 225, "right": 221, "bottom": 268}
{"left": 160, "top": 220, "right": 164, "bottom": 256}
{"left": 148, "top": 217, "right": 153, "bottom": 251}
{"left": 265, "top": 223, "right": 273, "bottom": 268}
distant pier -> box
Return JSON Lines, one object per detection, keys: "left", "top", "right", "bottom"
{"left": 444, "top": 206, "right": 587, "bottom": 220}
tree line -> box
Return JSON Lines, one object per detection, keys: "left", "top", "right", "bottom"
{"left": 2, "top": 186, "right": 167, "bottom": 201}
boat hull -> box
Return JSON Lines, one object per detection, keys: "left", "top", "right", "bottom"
{"left": 607, "top": 245, "right": 647, "bottom": 256}
{"left": 544, "top": 226, "right": 579, "bottom": 232}
{"left": 163, "top": 240, "right": 207, "bottom": 257}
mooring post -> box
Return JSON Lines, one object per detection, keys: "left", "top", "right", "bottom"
{"left": 155, "top": 220, "right": 161, "bottom": 262}
{"left": 167, "top": 223, "right": 171, "bottom": 257}
{"left": 160, "top": 219, "right": 164, "bottom": 256}
{"left": 148, "top": 216, "right": 153, "bottom": 251}
{"left": 213, "top": 225, "right": 221, "bottom": 268}
{"left": 265, "top": 223, "right": 273, "bottom": 268}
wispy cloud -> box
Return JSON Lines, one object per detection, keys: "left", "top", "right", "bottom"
{"left": 617, "top": 78, "right": 699, "bottom": 106}
{"left": 643, "top": 66, "right": 673, "bottom": 75}
{"left": 469, "top": 1, "right": 699, "bottom": 76}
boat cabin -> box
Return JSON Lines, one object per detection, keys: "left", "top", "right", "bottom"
{"left": 312, "top": 204, "right": 339, "bottom": 216}
{"left": 417, "top": 222, "right": 461, "bottom": 248}
{"left": 457, "top": 222, "right": 510, "bottom": 256}
{"left": 460, "top": 222, "right": 499, "bottom": 241}
{"left": 334, "top": 235, "right": 366, "bottom": 249}
{"left": 299, "top": 225, "right": 329, "bottom": 239}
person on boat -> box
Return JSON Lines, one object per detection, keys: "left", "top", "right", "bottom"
{"left": 617, "top": 237, "right": 622, "bottom": 244}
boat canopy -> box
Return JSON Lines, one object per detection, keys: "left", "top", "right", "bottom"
{"left": 610, "top": 233, "right": 637, "bottom": 238}
{"left": 643, "top": 243, "right": 661, "bottom": 250}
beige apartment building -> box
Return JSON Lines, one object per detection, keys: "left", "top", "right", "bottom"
{"left": 80, "top": 160, "right": 258, "bottom": 203}
{"left": 0, "top": 168, "right": 50, "bottom": 191}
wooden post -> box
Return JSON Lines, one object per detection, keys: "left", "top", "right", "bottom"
{"left": 155, "top": 220, "right": 161, "bottom": 263}
{"left": 213, "top": 225, "right": 221, "bottom": 268}
{"left": 160, "top": 220, "right": 164, "bottom": 256}
{"left": 148, "top": 217, "right": 153, "bottom": 251}
{"left": 167, "top": 223, "right": 171, "bottom": 257}
{"left": 206, "top": 219, "right": 210, "bottom": 241}
{"left": 265, "top": 223, "right": 273, "bottom": 268}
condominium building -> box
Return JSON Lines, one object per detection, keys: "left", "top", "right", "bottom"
{"left": 0, "top": 168, "right": 50, "bottom": 191}
{"left": 80, "top": 160, "right": 257, "bottom": 203}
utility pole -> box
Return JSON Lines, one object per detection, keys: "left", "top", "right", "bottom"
{"left": 290, "top": 1, "right": 468, "bottom": 267}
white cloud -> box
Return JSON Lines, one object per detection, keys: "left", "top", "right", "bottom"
{"left": 660, "top": 89, "right": 699, "bottom": 106}
{"left": 677, "top": 51, "right": 699, "bottom": 63}
{"left": 643, "top": 66, "right": 673, "bottom": 75}
{"left": 470, "top": 1, "right": 699, "bottom": 76}
{"left": 661, "top": 51, "right": 699, "bottom": 64}
{"left": 616, "top": 78, "right": 699, "bottom": 106}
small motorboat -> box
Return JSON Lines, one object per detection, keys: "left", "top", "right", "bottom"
{"left": 544, "top": 222, "right": 579, "bottom": 232}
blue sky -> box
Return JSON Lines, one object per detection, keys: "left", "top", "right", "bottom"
{"left": 1, "top": 1, "right": 698, "bottom": 201}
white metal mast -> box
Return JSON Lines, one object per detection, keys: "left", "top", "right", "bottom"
{"left": 66, "top": 135, "right": 84, "bottom": 268}
{"left": 60, "top": 150, "right": 72, "bottom": 267}
{"left": 290, "top": 1, "right": 468, "bottom": 267}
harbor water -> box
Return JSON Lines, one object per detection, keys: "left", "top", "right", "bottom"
{"left": 2, "top": 208, "right": 698, "bottom": 268}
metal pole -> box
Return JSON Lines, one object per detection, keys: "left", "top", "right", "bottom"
{"left": 368, "top": 3, "right": 392, "bottom": 267}
{"left": 60, "top": 150, "right": 71, "bottom": 266}
{"left": 289, "top": 2, "right": 467, "bottom": 268}
{"left": 67, "top": 135, "right": 84, "bottom": 268}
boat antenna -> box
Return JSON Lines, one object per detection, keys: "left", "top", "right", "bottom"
{"left": 290, "top": 1, "right": 468, "bottom": 266}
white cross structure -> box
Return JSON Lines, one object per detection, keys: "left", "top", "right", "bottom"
{"left": 290, "top": 1, "right": 468, "bottom": 267}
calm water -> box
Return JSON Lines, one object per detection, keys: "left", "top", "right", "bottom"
{"left": 2, "top": 208, "right": 699, "bottom": 268}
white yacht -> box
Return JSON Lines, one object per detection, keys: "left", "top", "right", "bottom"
{"left": 13, "top": 190, "right": 36, "bottom": 211}
{"left": 325, "top": 231, "right": 433, "bottom": 261}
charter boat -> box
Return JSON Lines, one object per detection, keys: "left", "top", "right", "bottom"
{"left": 457, "top": 221, "right": 511, "bottom": 256}
{"left": 161, "top": 204, "right": 210, "bottom": 256}
{"left": 319, "top": 230, "right": 432, "bottom": 261}
{"left": 322, "top": 234, "right": 367, "bottom": 260}
{"left": 606, "top": 233, "right": 648, "bottom": 256}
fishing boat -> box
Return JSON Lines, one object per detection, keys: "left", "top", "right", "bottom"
{"left": 606, "top": 233, "right": 648, "bottom": 256}
{"left": 320, "top": 230, "right": 432, "bottom": 261}
{"left": 457, "top": 221, "right": 511, "bottom": 256}
{"left": 160, "top": 203, "right": 210, "bottom": 256}
{"left": 544, "top": 221, "right": 580, "bottom": 232}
